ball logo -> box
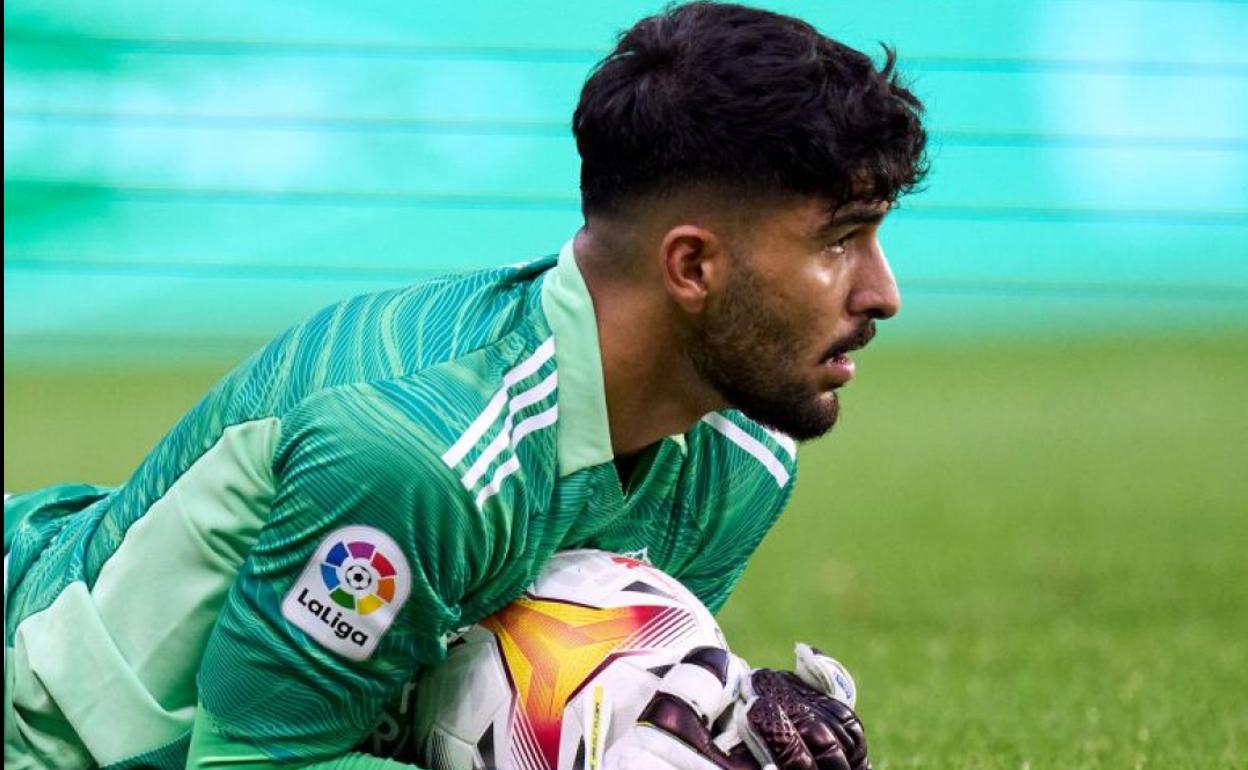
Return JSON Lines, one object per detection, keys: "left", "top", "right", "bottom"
{"left": 483, "top": 595, "right": 698, "bottom": 770}
{"left": 282, "top": 526, "right": 411, "bottom": 661}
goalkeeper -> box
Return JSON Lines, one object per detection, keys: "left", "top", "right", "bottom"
{"left": 3, "top": 2, "right": 926, "bottom": 768}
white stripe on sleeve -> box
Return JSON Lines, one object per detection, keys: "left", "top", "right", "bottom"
{"left": 441, "top": 337, "right": 555, "bottom": 468}
{"left": 702, "top": 413, "right": 791, "bottom": 487}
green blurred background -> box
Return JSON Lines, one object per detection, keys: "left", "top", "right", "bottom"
{"left": 4, "top": 1, "right": 1247, "bottom": 767}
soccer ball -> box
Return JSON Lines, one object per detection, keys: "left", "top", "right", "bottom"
{"left": 411, "top": 549, "right": 727, "bottom": 770}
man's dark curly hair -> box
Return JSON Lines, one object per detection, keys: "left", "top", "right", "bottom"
{"left": 573, "top": 1, "right": 928, "bottom": 217}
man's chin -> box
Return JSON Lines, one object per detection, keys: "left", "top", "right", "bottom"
{"left": 737, "top": 392, "right": 839, "bottom": 442}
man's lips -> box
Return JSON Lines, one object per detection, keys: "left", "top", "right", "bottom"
{"left": 823, "top": 353, "right": 856, "bottom": 385}
{"left": 820, "top": 322, "right": 877, "bottom": 386}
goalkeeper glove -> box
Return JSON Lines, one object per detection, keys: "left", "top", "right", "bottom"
{"left": 721, "top": 643, "right": 870, "bottom": 770}
{"left": 604, "top": 646, "right": 757, "bottom": 770}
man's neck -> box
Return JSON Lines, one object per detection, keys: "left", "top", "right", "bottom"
{"left": 573, "top": 229, "right": 723, "bottom": 458}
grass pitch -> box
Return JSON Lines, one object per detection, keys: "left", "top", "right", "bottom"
{"left": 5, "top": 331, "right": 1246, "bottom": 769}
{"left": 720, "top": 332, "right": 1248, "bottom": 769}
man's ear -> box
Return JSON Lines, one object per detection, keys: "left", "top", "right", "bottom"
{"left": 659, "top": 225, "right": 729, "bottom": 314}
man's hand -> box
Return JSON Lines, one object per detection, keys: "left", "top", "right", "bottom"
{"left": 604, "top": 647, "right": 758, "bottom": 770}
{"left": 728, "top": 644, "right": 870, "bottom": 770}
{"left": 605, "top": 643, "right": 868, "bottom": 770}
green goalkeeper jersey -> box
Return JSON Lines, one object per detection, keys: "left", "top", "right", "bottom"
{"left": 3, "top": 240, "right": 798, "bottom": 770}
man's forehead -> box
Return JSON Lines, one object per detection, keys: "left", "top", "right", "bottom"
{"left": 718, "top": 195, "right": 890, "bottom": 240}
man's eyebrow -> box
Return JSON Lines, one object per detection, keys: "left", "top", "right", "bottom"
{"left": 817, "top": 206, "right": 890, "bottom": 234}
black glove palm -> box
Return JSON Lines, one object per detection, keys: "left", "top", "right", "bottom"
{"left": 727, "top": 644, "right": 870, "bottom": 770}
{"left": 742, "top": 668, "right": 869, "bottom": 770}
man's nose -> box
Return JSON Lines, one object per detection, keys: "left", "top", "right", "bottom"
{"left": 848, "top": 241, "right": 901, "bottom": 320}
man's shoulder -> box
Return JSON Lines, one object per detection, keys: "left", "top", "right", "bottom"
{"left": 327, "top": 256, "right": 554, "bottom": 362}
{"left": 688, "top": 410, "right": 798, "bottom": 492}
{"left": 234, "top": 255, "right": 558, "bottom": 416}
{"left": 277, "top": 325, "right": 561, "bottom": 503}
{"left": 659, "top": 412, "right": 798, "bottom": 611}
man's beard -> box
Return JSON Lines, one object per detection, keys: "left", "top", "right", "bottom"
{"left": 688, "top": 261, "right": 841, "bottom": 442}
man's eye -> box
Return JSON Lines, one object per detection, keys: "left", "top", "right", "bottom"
{"left": 824, "top": 234, "right": 853, "bottom": 256}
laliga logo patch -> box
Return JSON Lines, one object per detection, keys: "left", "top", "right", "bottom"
{"left": 282, "top": 526, "right": 411, "bottom": 661}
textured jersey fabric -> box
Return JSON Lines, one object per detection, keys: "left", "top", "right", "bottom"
{"left": 3, "top": 240, "right": 798, "bottom": 770}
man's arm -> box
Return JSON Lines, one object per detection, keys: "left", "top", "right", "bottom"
{"left": 188, "top": 384, "right": 507, "bottom": 769}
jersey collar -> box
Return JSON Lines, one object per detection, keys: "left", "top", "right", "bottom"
{"left": 541, "top": 238, "right": 615, "bottom": 477}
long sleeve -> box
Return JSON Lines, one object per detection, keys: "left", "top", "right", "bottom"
{"left": 187, "top": 383, "right": 506, "bottom": 768}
